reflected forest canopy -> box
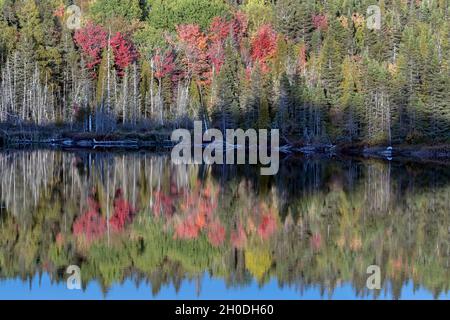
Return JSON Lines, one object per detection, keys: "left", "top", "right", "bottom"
{"left": 0, "top": 150, "right": 450, "bottom": 299}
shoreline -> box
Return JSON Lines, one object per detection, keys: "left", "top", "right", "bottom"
{"left": 1, "top": 127, "right": 450, "bottom": 162}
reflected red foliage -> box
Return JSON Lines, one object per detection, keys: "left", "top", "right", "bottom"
{"left": 207, "top": 220, "right": 226, "bottom": 247}
{"left": 73, "top": 189, "right": 135, "bottom": 241}
{"left": 153, "top": 191, "right": 176, "bottom": 217}
{"left": 56, "top": 233, "right": 64, "bottom": 247}
{"left": 231, "top": 223, "right": 247, "bottom": 249}
{"left": 175, "top": 215, "right": 200, "bottom": 240}
{"left": 257, "top": 214, "right": 277, "bottom": 240}
{"left": 155, "top": 180, "right": 222, "bottom": 244}
{"left": 110, "top": 189, "right": 136, "bottom": 232}
{"left": 73, "top": 195, "right": 106, "bottom": 241}
{"left": 310, "top": 233, "right": 322, "bottom": 251}
{"left": 153, "top": 179, "right": 282, "bottom": 248}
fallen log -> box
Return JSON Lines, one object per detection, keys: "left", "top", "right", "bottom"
{"left": 93, "top": 139, "right": 139, "bottom": 148}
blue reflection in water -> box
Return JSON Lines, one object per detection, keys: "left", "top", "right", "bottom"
{"left": 0, "top": 274, "right": 448, "bottom": 300}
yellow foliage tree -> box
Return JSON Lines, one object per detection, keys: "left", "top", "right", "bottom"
{"left": 245, "top": 245, "right": 272, "bottom": 282}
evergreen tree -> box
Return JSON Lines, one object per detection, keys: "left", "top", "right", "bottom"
{"left": 212, "top": 41, "right": 241, "bottom": 130}
{"left": 275, "top": 0, "right": 314, "bottom": 43}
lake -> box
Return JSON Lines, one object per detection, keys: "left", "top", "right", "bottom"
{"left": 0, "top": 149, "right": 449, "bottom": 300}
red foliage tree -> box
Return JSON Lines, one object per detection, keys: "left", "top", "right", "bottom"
{"left": 206, "top": 13, "right": 249, "bottom": 76}
{"left": 110, "top": 32, "right": 139, "bottom": 77}
{"left": 207, "top": 38, "right": 225, "bottom": 75}
{"left": 208, "top": 17, "right": 231, "bottom": 73}
{"left": 153, "top": 49, "right": 176, "bottom": 79}
{"left": 177, "top": 24, "right": 211, "bottom": 85}
{"left": 231, "top": 11, "right": 248, "bottom": 46}
{"left": 209, "top": 17, "right": 231, "bottom": 43}
{"left": 75, "top": 25, "right": 138, "bottom": 78}
{"left": 250, "top": 24, "right": 278, "bottom": 73}
{"left": 74, "top": 23, "right": 108, "bottom": 72}
{"left": 312, "top": 14, "right": 328, "bottom": 31}
{"left": 298, "top": 44, "right": 307, "bottom": 74}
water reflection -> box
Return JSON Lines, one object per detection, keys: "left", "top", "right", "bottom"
{"left": 0, "top": 150, "right": 449, "bottom": 299}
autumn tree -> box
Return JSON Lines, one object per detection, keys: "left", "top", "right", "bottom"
{"left": 250, "top": 24, "right": 277, "bottom": 74}
{"left": 74, "top": 23, "right": 108, "bottom": 75}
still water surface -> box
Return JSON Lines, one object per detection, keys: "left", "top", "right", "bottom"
{"left": 0, "top": 149, "right": 449, "bottom": 300}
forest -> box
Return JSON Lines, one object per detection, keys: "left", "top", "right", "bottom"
{"left": 0, "top": 0, "right": 449, "bottom": 148}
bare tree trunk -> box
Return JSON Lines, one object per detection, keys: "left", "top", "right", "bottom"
{"left": 107, "top": 31, "right": 111, "bottom": 115}
{"left": 122, "top": 71, "right": 128, "bottom": 125}
{"left": 150, "top": 58, "right": 154, "bottom": 119}
{"left": 133, "top": 63, "right": 138, "bottom": 126}
{"left": 158, "top": 79, "right": 163, "bottom": 125}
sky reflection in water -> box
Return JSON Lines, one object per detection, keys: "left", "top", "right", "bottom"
{"left": 2, "top": 274, "right": 450, "bottom": 300}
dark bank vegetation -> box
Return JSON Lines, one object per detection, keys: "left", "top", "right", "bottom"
{"left": 0, "top": 122, "right": 176, "bottom": 149}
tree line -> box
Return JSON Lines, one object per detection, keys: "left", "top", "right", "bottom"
{"left": 0, "top": 0, "right": 449, "bottom": 145}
